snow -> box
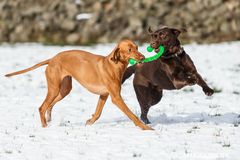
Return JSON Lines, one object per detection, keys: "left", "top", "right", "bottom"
{"left": 0, "top": 42, "right": 240, "bottom": 160}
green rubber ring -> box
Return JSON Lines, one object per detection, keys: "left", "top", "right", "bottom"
{"left": 129, "top": 45, "right": 164, "bottom": 65}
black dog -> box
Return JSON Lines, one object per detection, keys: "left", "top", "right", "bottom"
{"left": 122, "top": 26, "right": 214, "bottom": 124}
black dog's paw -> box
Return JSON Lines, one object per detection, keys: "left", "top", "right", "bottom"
{"left": 141, "top": 115, "right": 151, "bottom": 124}
{"left": 203, "top": 87, "right": 214, "bottom": 96}
{"left": 142, "top": 119, "right": 151, "bottom": 124}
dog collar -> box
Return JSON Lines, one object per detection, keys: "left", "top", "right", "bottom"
{"left": 129, "top": 45, "right": 164, "bottom": 65}
{"left": 162, "top": 47, "right": 184, "bottom": 59}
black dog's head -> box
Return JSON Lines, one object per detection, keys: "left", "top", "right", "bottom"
{"left": 148, "top": 26, "right": 186, "bottom": 55}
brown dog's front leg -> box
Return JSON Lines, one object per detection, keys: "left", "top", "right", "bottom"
{"left": 110, "top": 94, "right": 153, "bottom": 130}
{"left": 86, "top": 94, "right": 109, "bottom": 125}
{"left": 196, "top": 73, "right": 214, "bottom": 96}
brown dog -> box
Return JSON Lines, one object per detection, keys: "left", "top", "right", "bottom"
{"left": 122, "top": 27, "right": 214, "bottom": 124}
{"left": 5, "top": 40, "right": 153, "bottom": 130}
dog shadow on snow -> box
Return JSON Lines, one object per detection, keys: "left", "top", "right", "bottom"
{"left": 93, "top": 112, "right": 240, "bottom": 127}
{"left": 61, "top": 112, "right": 240, "bottom": 127}
{"left": 148, "top": 112, "right": 240, "bottom": 127}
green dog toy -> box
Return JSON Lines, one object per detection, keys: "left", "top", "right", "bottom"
{"left": 129, "top": 45, "right": 165, "bottom": 65}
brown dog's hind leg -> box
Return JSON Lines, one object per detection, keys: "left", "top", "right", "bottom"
{"left": 86, "top": 94, "right": 109, "bottom": 125}
{"left": 46, "top": 76, "right": 72, "bottom": 122}
{"left": 39, "top": 66, "right": 61, "bottom": 127}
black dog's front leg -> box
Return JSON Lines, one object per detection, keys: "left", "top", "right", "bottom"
{"left": 182, "top": 54, "right": 214, "bottom": 96}
{"left": 195, "top": 73, "right": 214, "bottom": 96}
{"left": 171, "top": 69, "right": 193, "bottom": 89}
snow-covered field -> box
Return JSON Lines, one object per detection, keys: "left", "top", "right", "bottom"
{"left": 0, "top": 42, "right": 240, "bottom": 160}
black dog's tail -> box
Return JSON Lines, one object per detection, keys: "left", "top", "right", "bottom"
{"left": 122, "top": 65, "right": 136, "bottom": 84}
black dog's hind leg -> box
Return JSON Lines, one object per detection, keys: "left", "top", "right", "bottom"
{"left": 134, "top": 84, "right": 163, "bottom": 124}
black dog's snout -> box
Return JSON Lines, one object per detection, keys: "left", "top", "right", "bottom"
{"left": 150, "top": 42, "right": 158, "bottom": 49}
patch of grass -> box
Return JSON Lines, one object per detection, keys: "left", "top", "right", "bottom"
{"left": 183, "top": 88, "right": 194, "bottom": 93}
{"left": 213, "top": 128, "right": 222, "bottom": 137}
{"left": 133, "top": 153, "right": 141, "bottom": 157}
{"left": 214, "top": 113, "right": 222, "bottom": 117}
{"left": 29, "top": 134, "right": 35, "bottom": 138}
{"left": 187, "top": 129, "right": 192, "bottom": 133}
{"left": 209, "top": 110, "right": 222, "bottom": 117}
{"left": 233, "top": 91, "right": 240, "bottom": 95}
{"left": 209, "top": 104, "right": 220, "bottom": 108}
{"left": 192, "top": 125, "right": 200, "bottom": 129}
{"left": 234, "top": 116, "right": 240, "bottom": 127}
{"left": 212, "top": 87, "right": 222, "bottom": 93}
{"left": 5, "top": 150, "right": 12, "bottom": 154}
{"left": 222, "top": 143, "right": 231, "bottom": 147}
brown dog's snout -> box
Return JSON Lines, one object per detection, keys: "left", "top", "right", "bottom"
{"left": 140, "top": 54, "right": 145, "bottom": 60}
{"left": 136, "top": 52, "right": 145, "bottom": 61}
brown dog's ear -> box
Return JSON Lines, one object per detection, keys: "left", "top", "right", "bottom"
{"left": 148, "top": 26, "right": 153, "bottom": 34}
{"left": 111, "top": 47, "right": 120, "bottom": 64}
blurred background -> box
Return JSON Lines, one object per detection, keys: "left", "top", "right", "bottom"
{"left": 0, "top": 0, "right": 239, "bottom": 45}
{"left": 1, "top": 1, "right": 240, "bottom": 159}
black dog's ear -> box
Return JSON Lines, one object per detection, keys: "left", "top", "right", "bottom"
{"left": 181, "top": 28, "right": 187, "bottom": 32}
{"left": 148, "top": 26, "right": 153, "bottom": 34}
{"left": 171, "top": 28, "right": 181, "bottom": 37}
{"left": 111, "top": 47, "right": 120, "bottom": 64}
{"left": 171, "top": 28, "right": 187, "bottom": 37}
{"left": 158, "top": 25, "right": 167, "bottom": 30}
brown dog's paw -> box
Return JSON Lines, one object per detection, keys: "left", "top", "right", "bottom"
{"left": 85, "top": 118, "right": 95, "bottom": 125}
{"left": 138, "top": 123, "right": 154, "bottom": 130}
{"left": 42, "top": 123, "right": 47, "bottom": 128}
{"left": 203, "top": 87, "right": 214, "bottom": 96}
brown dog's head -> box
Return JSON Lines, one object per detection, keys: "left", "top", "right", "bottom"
{"left": 148, "top": 26, "right": 186, "bottom": 55}
{"left": 111, "top": 40, "right": 145, "bottom": 64}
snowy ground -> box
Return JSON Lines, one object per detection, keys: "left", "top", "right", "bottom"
{"left": 0, "top": 41, "right": 240, "bottom": 160}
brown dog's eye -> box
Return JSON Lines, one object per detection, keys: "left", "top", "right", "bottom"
{"left": 128, "top": 48, "right": 131, "bottom": 52}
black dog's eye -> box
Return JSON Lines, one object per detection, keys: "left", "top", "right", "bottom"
{"left": 159, "top": 32, "right": 167, "bottom": 38}
{"left": 159, "top": 32, "right": 164, "bottom": 36}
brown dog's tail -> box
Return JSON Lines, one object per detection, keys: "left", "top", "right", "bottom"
{"left": 122, "top": 65, "right": 136, "bottom": 84}
{"left": 5, "top": 59, "right": 50, "bottom": 77}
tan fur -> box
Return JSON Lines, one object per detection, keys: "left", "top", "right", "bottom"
{"left": 5, "top": 59, "right": 50, "bottom": 77}
{"left": 5, "top": 40, "right": 152, "bottom": 130}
